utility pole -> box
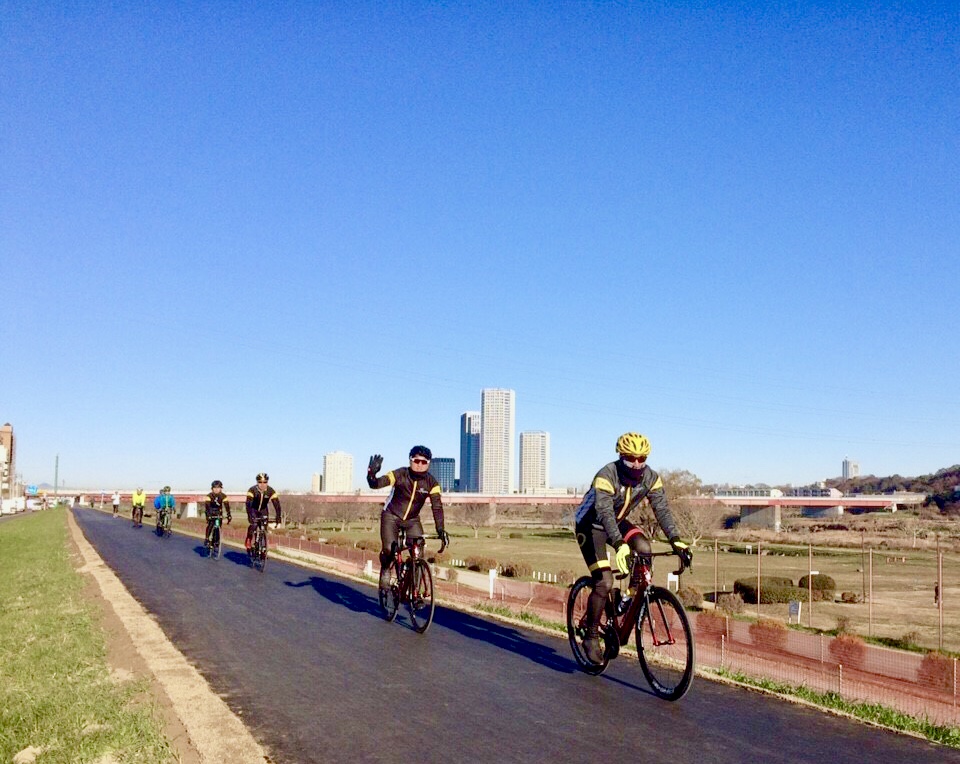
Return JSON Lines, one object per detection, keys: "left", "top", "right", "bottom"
{"left": 54, "top": 454, "right": 59, "bottom": 502}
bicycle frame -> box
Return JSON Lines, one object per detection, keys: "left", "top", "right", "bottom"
{"left": 391, "top": 531, "right": 424, "bottom": 601}
{"left": 606, "top": 551, "right": 683, "bottom": 650}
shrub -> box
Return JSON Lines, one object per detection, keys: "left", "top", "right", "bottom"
{"left": 835, "top": 615, "right": 853, "bottom": 635}
{"left": 500, "top": 560, "right": 533, "bottom": 578}
{"left": 829, "top": 633, "right": 866, "bottom": 668}
{"left": 354, "top": 538, "right": 376, "bottom": 551}
{"left": 465, "top": 556, "right": 498, "bottom": 572}
{"left": 443, "top": 567, "right": 459, "bottom": 584}
{"left": 717, "top": 592, "right": 745, "bottom": 615}
{"left": 749, "top": 618, "right": 789, "bottom": 650}
{"left": 696, "top": 610, "right": 727, "bottom": 638}
{"left": 556, "top": 569, "right": 576, "bottom": 586}
{"left": 918, "top": 651, "right": 954, "bottom": 690}
{"left": 734, "top": 577, "right": 804, "bottom": 604}
{"left": 797, "top": 573, "right": 836, "bottom": 602}
{"left": 677, "top": 585, "right": 703, "bottom": 609}
{"left": 324, "top": 534, "right": 353, "bottom": 547}
{"left": 508, "top": 532, "right": 523, "bottom": 539}
{"left": 840, "top": 591, "right": 862, "bottom": 604}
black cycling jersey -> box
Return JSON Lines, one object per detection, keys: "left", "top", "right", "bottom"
{"left": 245, "top": 484, "right": 282, "bottom": 524}
{"left": 368, "top": 467, "right": 444, "bottom": 529}
{"left": 204, "top": 491, "right": 232, "bottom": 520}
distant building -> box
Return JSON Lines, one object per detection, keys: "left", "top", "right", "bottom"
{"left": 519, "top": 431, "right": 550, "bottom": 493}
{"left": 311, "top": 472, "right": 322, "bottom": 494}
{"left": 842, "top": 457, "right": 860, "bottom": 480}
{"left": 323, "top": 451, "right": 354, "bottom": 493}
{"left": 789, "top": 486, "right": 842, "bottom": 498}
{"left": 715, "top": 487, "right": 784, "bottom": 498}
{"left": 459, "top": 411, "right": 480, "bottom": 492}
{"left": 429, "top": 458, "right": 456, "bottom": 493}
{"left": 479, "top": 388, "right": 516, "bottom": 494}
{"left": 0, "top": 423, "right": 15, "bottom": 500}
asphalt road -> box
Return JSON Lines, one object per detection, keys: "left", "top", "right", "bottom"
{"left": 73, "top": 507, "right": 959, "bottom": 764}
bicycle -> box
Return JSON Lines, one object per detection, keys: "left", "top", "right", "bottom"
{"left": 567, "top": 549, "right": 695, "bottom": 701}
{"left": 249, "top": 517, "right": 269, "bottom": 572}
{"left": 132, "top": 504, "right": 144, "bottom": 528}
{"left": 155, "top": 508, "right": 172, "bottom": 538}
{"left": 205, "top": 515, "right": 224, "bottom": 560}
{"left": 379, "top": 530, "right": 447, "bottom": 634}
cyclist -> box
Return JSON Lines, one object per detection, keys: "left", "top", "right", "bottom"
{"left": 367, "top": 445, "right": 449, "bottom": 594}
{"left": 154, "top": 486, "right": 176, "bottom": 531}
{"left": 574, "top": 432, "right": 692, "bottom": 664}
{"left": 131, "top": 487, "right": 147, "bottom": 524}
{"left": 245, "top": 473, "right": 281, "bottom": 553}
{"left": 204, "top": 480, "right": 232, "bottom": 549}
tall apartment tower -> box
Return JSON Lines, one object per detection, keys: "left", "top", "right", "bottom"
{"left": 479, "top": 388, "right": 516, "bottom": 494}
{"left": 323, "top": 451, "right": 354, "bottom": 493}
{"left": 0, "top": 423, "right": 15, "bottom": 500}
{"left": 311, "top": 472, "right": 322, "bottom": 493}
{"left": 459, "top": 411, "right": 481, "bottom": 492}
{"left": 519, "top": 431, "right": 550, "bottom": 493}
{"left": 842, "top": 457, "right": 860, "bottom": 480}
{"left": 429, "top": 458, "right": 456, "bottom": 493}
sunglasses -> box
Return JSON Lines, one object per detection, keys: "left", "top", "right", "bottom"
{"left": 411, "top": 458, "right": 430, "bottom": 465}
{"left": 621, "top": 455, "right": 646, "bottom": 467}
{"left": 257, "top": 480, "right": 268, "bottom": 484}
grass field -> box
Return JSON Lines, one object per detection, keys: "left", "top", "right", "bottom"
{"left": 0, "top": 509, "right": 175, "bottom": 763}
{"left": 280, "top": 519, "right": 960, "bottom": 653}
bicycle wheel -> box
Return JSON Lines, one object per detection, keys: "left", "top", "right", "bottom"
{"left": 566, "top": 577, "right": 609, "bottom": 675}
{"left": 635, "top": 586, "right": 695, "bottom": 701}
{"left": 407, "top": 559, "right": 435, "bottom": 633}
{"left": 211, "top": 526, "right": 221, "bottom": 560}
{"left": 253, "top": 530, "right": 267, "bottom": 572}
{"left": 379, "top": 564, "right": 400, "bottom": 622}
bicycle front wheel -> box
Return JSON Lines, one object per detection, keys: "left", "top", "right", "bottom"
{"left": 253, "top": 531, "right": 267, "bottom": 572}
{"left": 211, "top": 526, "right": 221, "bottom": 560}
{"left": 566, "top": 576, "right": 609, "bottom": 675}
{"left": 407, "top": 559, "right": 435, "bottom": 633}
{"left": 379, "top": 565, "right": 400, "bottom": 622}
{"left": 635, "top": 586, "right": 695, "bottom": 701}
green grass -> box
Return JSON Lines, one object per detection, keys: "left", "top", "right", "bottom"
{"left": 472, "top": 602, "right": 565, "bottom": 633}
{"left": 0, "top": 509, "right": 175, "bottom": 763}
{"left": 712, "top": 668, "right": 960, "bottom": 748}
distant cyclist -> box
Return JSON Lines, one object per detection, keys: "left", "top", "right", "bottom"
{"left": 574, "top": 432, "right": 692, "bottom": 664}
{"left": 154, "top": 486, "right": 176, "bottom": 530}
{"left": 131, "top": 487, "right": 147, "bottom": 525}
{"left": 367, "top": 445, "right": 449, "bottom": 595}
{"left": 245, "top": 473, "right": 281, "bottom": 553}
{"left": 204, "top": 480, "right": 232, "bottom": 549}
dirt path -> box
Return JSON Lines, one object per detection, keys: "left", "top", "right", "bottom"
{"left": 67, "top": 510, "right": 271, "bottom": 763}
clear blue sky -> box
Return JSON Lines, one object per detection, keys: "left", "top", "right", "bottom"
{"left": 2, "top": 2, "right": 958, "bottom": 492}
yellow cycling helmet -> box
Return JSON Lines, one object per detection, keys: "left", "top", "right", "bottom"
{"left": 616, "top": 432, "right": 651, "bottom": 457}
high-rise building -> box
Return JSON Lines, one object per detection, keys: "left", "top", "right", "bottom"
{"left": 429, "top": 458, "right": 456, "bottom": 493}
{"left": 459, "top": 411, "right": 481, "bottom": 492}
{"left": 323, "top": 451, "right": 354, "bottom": 493}
{"left": 842, "top": 457, "right": 860, "bottom": 480}
{"left": 519, "top": 431, "right": 550, "bottom": 493}
{"left": 0, "top": 423, "right": 15, "bottom": 500}
{"left": 479, "top": 388, "right": 515, "bottom": 494}
{"left": 311, "top": 472, "right": 322, "bottom": 493}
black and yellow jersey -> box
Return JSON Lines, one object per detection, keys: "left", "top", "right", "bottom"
{"left": 245, "top": 484, "right": 282, "bottom": 524}
{"left": 205, "top": 492, "right": 232, "bottom": 519}
{"left": 574, "top": 461, "right": 679, "bottom": 546}
{"left": 368, "top": 467, "right": 444, "bottom": 527}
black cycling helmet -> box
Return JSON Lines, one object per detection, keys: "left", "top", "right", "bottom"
{"left": 211, "top": 480, "right": 223, "bottom": 488}
{"left": 409, "top": 445, "right": 432, "bottom": 460}
{"left": 256, "top": 472, "right": 269, "bottom": 482}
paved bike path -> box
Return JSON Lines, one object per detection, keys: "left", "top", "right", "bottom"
{"left": 73, "top": 508, "right": 959, "bottom": 764}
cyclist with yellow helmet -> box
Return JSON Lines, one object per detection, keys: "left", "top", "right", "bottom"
{"left": 574, "top": 432, "right": 692, "bottom": 664}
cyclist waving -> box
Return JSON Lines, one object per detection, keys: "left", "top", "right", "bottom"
{"left": 245, "top": 473, "right": 281, "bottom": 553}
{"left": 367, "top": 445, "right": 450, "bottom": 596}
{"left": 574, "top": 432, "right": 692, "bottom": 664}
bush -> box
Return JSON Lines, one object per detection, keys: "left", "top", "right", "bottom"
{"left": 465, "top": 556, "right": 498, "bottom": 572}
{"left": 918, "top": 651, "right": 954, "bottom": 690}
{"left": 443, "top": 567, "right": 459, "bottom": 584}
{"left": 734, "top": 577, "right": 804, "bottom": 604}
{"left": 797, "top": 573, "right": 836, "bottom": 602}
{"left": 829, "top": 633, "right": 866, "bottom": 668}
{"left": 556, "top": 569, "right": 576, "bottom": 586}
{"left": 749, "top": 618, "right": 788, "bottom": 650}
{"left": 677, "top": 585, "right": 703, "bottom": 609}
{"left": 508, "top": 532, "right": 523, "bottom": 539}
{"left": 696, "top": 610, "right": 727, "bottom": 638}
{"left": 840, "top": 591, "right": 862, "bottom": 604}
{"left": 354, "top": 538, "right": 377, "bottom": 551}
{"left": 835, "top": 615, "right": 853, "bottom": 635}
{"left": 324, "top": 534, "right": 353, "bottom": 547}
{"left": 717, "top": 592, "right": 745, "bottom": 615}
{"left": 500, "top": 560, "right": 533, "bottom": 578}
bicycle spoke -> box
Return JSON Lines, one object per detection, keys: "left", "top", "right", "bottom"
{"left": 566, "top": 577, "right": 609, "bottom": 674}
{"left": 636, "top": 587, "right": 695, "bottom": 701}
{"left": 407, "top": 560, "right": 435, "bottom": 633}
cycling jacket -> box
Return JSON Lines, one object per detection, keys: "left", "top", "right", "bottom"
{"left": 131, "top": 491, "right": 147, "bottom": 508}
{"left": 154, "top": 493, "right": 176, "bottom": 511}
{"left": 368, "top": 467, "right": 444, "bottom": 529}
{"left": 245, "top": 485, "right": 282, "bottom": 524}
{"left": 205, "top": 492, "right": 232, "bottom": 519}
{"left": 574, "top": 461, "right": 679, "bottom": 547}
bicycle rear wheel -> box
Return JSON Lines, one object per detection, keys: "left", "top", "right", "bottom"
{"left": 253, "top": 530, "right": 267, "bottom": 572}
{"left": 566, "top": 576, "right": 609, "bottom": 675}
{"left": 635, "top": 586, "right": 695, "bottom": 701}
{"left": 211, "top": 526, "right": 221, "bottom": 560}
{"left": 379, "top": 565, "right": 400, "bottom": 622}
{"left": 407, "top": 559, "right": 435, "bottom": 633}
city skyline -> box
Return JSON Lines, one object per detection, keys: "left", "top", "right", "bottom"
{"left": 519, "top": 431, "right": 550, "bottom": 494}
{"left": 4, "top": 5, "right": 957, "bottom": 491}
{"left": 480, "top": 388, "right": 516, "bottom": 494}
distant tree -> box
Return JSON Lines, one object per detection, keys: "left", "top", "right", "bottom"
{"left": 455, "top": 504, "right": 494, "bottom": 538}
{"left": 329, "top": 503, "right": 363, "bottom": 532}
{"left": 660, "top": 469, "right": 722, "bottom": 546}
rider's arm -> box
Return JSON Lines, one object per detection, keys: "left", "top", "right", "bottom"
{"left": 224, "top": 498, "right": 232, "bottom": 520}
{"left": 592, "top": 475, "right": 624, "bottom": 548}
{"left": 271, "top": 494, "right": 282, "bottom": 524}
{"left": 368, "top": 471, "right": 396, "bottom": 490}
{"left": 245, "top": 490, "right": 255, "bottom": 513}
{"left": 645, "top": 469, "right": 680, "bottom": 541}
{"left": 428, "top": 486, "right": 444, "bottom": 532}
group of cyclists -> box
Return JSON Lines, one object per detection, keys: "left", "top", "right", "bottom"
{"left": 117, "top": 431, "right": 692, "bottom": 667}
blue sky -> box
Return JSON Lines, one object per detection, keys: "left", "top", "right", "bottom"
{"left": 2, "top": 2, "right": 958, "bottom": 492}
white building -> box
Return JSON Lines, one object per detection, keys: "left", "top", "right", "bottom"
{"left": 519, "top": 431, "right": 550, "bottom": 493}
{"left": 311, "top": 472, "right": 322, "bottom": 493}
{"left": 323, "top": 452, "right": 354, "bottom": 493}
{"left": 479, "top": 388, "right": 516, "bottom": 494}
{"left": 842, "top": 457, "right": 860, "bottom": 480}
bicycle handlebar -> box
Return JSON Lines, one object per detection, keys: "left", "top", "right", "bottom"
{"left": 615, "top": 549, "right": 692, "bottom": 580}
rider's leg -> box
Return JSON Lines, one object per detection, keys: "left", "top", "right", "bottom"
{"left": 621, "top": 523, "right": 651, "bottom": 601}
{"left": 379, "top": 512, "right": 400, "bottom": 590}
{"left": 245, "top": 510, "right": 256, "bottom": 550}
{"left": 576, "top": 519, "right": 611, "bottom": 663}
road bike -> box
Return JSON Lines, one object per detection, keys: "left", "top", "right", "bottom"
{"left": 132, "top": 504, "right": 144, "bottom": 528}
{"left": 249, "top": 517, "right": 269, "bottom": 572}
{"left": 379, "top": 530, "right": 447, "bottom": 634}
{"left": 567, "top": 549, "right": 695, "bottom": 701}
{"left": 205, "top": 515, "right": 225, "bottom": 560}
{"left": 155, "top": 508, "right": 173, "bottom": 538}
